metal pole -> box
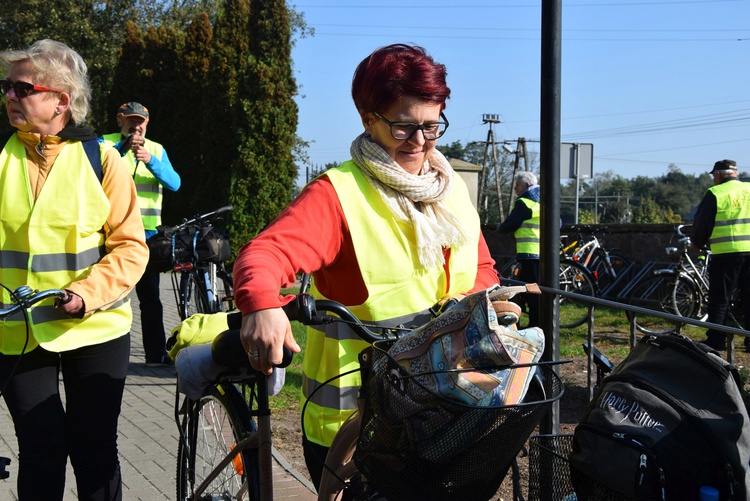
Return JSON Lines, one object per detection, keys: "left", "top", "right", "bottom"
{"left": 573, "top": 143, "right": 581, "bottom": 224}
{"left": 539, "top": 0, "right": 562, "bottom": 436}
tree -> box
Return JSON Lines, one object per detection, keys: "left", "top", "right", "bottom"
{"left": 225, "top": 0, "right": 299, "bottom": 251}
{"left": 0, "top": 0, "right": 136, "bottom": 131}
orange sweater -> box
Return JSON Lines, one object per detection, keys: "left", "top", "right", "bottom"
{"left": 15, "top": 130, "right": 148, "bottom": 316}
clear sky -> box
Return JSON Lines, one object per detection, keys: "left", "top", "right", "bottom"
{"left": 289, "top": 0, "right": 749, "bottom": 184}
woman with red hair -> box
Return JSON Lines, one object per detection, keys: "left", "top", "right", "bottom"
{"left": 233, "top": 43, "right": 499, "bottom": 488}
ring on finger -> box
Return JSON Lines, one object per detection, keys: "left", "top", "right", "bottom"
{"left": 248, "top": 350, "right": 260, "bottom": 359}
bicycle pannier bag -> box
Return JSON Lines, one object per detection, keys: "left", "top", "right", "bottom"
{"left": 569, "top": 333, "right": 750, "bottom": 500}
{"left": 145, "top": 226, "right": 191, "bottom": 273}
{"left": 194, "top": 226, "right": 231, "bottom": 263}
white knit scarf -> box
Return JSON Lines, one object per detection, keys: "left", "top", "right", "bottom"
{"left": 350, "top": 133, "right": 469, "bottom": 270}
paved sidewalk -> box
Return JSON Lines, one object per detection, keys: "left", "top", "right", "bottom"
{"left": 0, "top": 274, "right": 317, "bottom": 500}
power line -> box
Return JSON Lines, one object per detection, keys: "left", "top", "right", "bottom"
{"left": 300, "top": 1, "right": 742, "bottom": 8}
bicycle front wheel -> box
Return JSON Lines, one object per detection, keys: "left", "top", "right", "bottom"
{"left": 558, "top": 260, "right": 596, "bottom": 329}
{"left": 626, "top": 274, "right": 681, "bottom": 335}
{"left": 176, "top": 383, "right": 258, "bottom": 501}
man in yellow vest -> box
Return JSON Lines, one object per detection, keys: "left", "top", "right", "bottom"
{"left": 100, "top": 102, "right": 181, "bottom": 366}
{"left": 691, "top": 159, "right": 750, "bottom": 351}
{"left": 498, "top": 171, "right": 541, "bottom": 326}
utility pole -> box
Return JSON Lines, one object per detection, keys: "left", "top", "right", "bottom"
{"left": 507, "top": 137, "right": 530, "bottom": 210}
{"left": 479, "top": 114, "right": 504, "bottom": 224}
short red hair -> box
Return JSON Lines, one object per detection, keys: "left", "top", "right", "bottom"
{"left": 351, "top": 44, "right": 450, "bottom": 114}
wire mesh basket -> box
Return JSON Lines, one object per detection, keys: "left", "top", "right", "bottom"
{"left": 353, "top": 340, "right": 565, "bottom": 501}
{"left": 527, "top": 434, "right": 637, "bottom": 501}
{"left": 527, "top": 434, "right": 577, "bottom": 500}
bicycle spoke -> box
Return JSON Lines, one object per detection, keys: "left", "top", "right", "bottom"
{"left": 176, "top": 386, "right": 256, "bottom": 501}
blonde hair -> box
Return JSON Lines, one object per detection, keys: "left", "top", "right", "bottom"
{"left": 1, "top": 39, "right": 90, "bottom": 125}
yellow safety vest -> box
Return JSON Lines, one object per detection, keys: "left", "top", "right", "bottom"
{"left": 0, "top": 134, "right": 132, "bottom": 354}
{"left": 302, "top": 160, "right": 480, "bottom": 447}
{"left": 101, "top": 133, "right": 165, "bottom": 231}
{"left": 515, "top": 197, "right": 540, "bottom": 256}
{"left": 707, "top": 180, "right": 750, "bottom": 255}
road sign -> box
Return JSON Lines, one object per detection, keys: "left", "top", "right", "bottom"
{"left": 561, "top": 142, "right": 593, "bottom": 180}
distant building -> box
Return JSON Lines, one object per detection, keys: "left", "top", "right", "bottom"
{"left": 448, "top": 158, "right": 483, "bottom": 210}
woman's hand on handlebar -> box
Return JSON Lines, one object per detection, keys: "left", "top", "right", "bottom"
{"left": 54, "top": 290, "right": 85, "bottom": 318}
{"left": 240, "top": 308, "right": 301, "bottom": 375}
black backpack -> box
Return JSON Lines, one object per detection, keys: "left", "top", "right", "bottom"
{"left": 569, "top": 334, "right": 750, "bottom": 500}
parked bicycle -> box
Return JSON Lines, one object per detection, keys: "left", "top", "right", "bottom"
{"left": 173, "top": 285, "right": 564, "bottom": 501}
{"left": 146, "top": 206, "right": 235, "bottom": 320}
{"left": 562, "top": 226, "right": 630, "bottom": 295}
{"left": 626, "top": 224, "right": 743, "bottom": 335}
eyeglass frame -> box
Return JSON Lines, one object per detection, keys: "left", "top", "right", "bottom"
{"left": 373, "top": 111, "right": 449, "bottom": 141}
{"left": 0, "top": 80, "right": 63, "bottom": 98}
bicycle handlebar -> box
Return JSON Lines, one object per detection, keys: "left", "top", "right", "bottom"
{"left": 0, "top": 286, "right": 67, "bottom": 319}
{"left": 166, "top": 205, "right": 234, "bottom": 233}
{"left": 211, "top": 294, "right": 406, "bottom": 371}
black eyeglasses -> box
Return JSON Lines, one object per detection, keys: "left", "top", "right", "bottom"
{"left": 0, "top": 80, "right": 62, "bottom": 98}
{"left": 374, "top": 112, "right": 449, "bottom": 141}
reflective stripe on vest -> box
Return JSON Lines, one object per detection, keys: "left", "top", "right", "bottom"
{"left": 515, "top": 197, "right": 540, "bottom": 255}
{"left": 0, "top": 136, "right": 132, "bottom": 354}
{"left": 101, "top": 133, "right": 164, "bottom": 230}
{"left": 300, "top": 160, "right": 480, "bottom": 447}
{"left": 708, "top": 180, "right": 750, "bottom": 255}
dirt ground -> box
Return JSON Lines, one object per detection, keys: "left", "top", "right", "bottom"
{"left": 271, "top": 339, "right": 750, "bottom": 500}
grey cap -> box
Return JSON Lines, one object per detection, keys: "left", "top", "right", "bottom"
{"left": 117, "top": 102, "right": 149, "bottom": 118}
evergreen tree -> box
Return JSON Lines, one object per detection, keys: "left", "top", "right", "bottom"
{"left": 227, "top": 0, "right": 298, "bottom": 250}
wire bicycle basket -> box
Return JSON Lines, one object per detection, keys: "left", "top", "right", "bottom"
{"left": 353, "top": 340, "right": 565, "bottom": 501}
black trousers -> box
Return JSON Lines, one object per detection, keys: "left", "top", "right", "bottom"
{"left": 0, "top": 334, "right": 130, "bottom": 501}
{"left": 707, "top": 253, "right": 750, "bottom": 341}
{"left": 517, "top": 258, "right": 541, "bottom": 327}
{"left": 135, "top": 271, "right": 167, "bottom": 362}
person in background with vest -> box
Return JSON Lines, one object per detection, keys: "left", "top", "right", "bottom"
{"left": 0, "top": 39, "right": 148, "bottom": 500}
{"left": 691, "top": 159, "right": 750, "bottom": 351}
{"left": 100, "top": 102, "right": 181, "bottom": 367}
{"left": 231, "top": 43, "right": 500, "bottom": 489}
{"left": 498, "top": 171, "right": 541, "bottom": 327}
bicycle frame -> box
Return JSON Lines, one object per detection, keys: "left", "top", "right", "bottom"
{"left": 162, "top": 206, "right": 234, "bottom": 320}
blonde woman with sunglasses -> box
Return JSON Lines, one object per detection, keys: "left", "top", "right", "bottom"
{"left": 0, "top": 39, "right": 147, "bottom": 500}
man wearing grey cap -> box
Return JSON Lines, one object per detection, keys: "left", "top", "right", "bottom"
{"left": 100, "top": 102, "right": 181, "bottom": 366}
{"left": 691, "top": 159, "right": 750, "bottom": 351}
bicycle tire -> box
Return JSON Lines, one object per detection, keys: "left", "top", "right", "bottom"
{"left": 176, "top": 382, "right": 259, "bottom": 501}
{"left": 558, "top": 260, "right": 596, "bottom": 329}
{"left": 592, "top": 252, "right": 629, "bottom": 293}
{"left": 626, "top": 274, "right": 681, "bottom": 335}
{"left": 671, "top": 274, "right": 704, "bottom": 320}
{"left": 181, "top": 271, "right": 210, "bottom": 320}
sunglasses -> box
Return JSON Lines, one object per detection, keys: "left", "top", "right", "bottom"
{"left": 0, "top": 80, "right": 62, "bottom": 98}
